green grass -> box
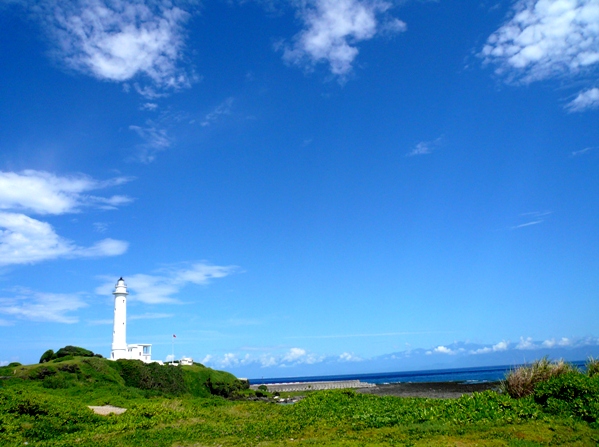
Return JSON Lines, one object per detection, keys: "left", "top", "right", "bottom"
{"left": 1, "top": 357, "right": 598, "bottom": 446}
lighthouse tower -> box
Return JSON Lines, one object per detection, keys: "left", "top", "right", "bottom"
{"left": 109, "top": 277, "right": 153, "bottom": 363}
{"left": 111, "top": 277, "right": 128, "bottom": 360}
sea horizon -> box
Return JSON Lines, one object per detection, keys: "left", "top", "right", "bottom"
{"left": 248, "top": 360, "right": 588, "bottom": 386}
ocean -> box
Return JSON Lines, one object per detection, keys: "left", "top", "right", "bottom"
{"left": 249, "top": 361, "right": 587, "bottom": 386}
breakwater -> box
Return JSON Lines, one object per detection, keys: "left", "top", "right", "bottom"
{"left": 250, "top": 379, "right": 376, "bottom": 392}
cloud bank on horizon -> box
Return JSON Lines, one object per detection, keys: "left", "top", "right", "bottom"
{"left": 200, "top": 336, "right": 599, "bottom": 376}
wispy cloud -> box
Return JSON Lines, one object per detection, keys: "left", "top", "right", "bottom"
{"left": 0, "top": 170, "right": 130, "bottom": 266}
{"left": 129, "top": 312, "right": 174, "bottom": 320}
{"left": 566, "top": 87, "right": 599, "bottom": 112}
{"left": 0, "top": 170, "right": 133, "bottom": 215}
{"left": 510, "top": 211, "right": 551, "bottom": 230}
{"left": 0, "top": 290, "right": 87, "bottom": 324}
{"left": 201, "top": 97, "right": 234, "bottom": 127}
{"left": 140, "top": 102, "right": 159, "bottom": 111}
{"left": 38, "top": 0, "right": 195, "bottom": 94}
{"left": 571, "top": 146, "right": 595, "bottom": 156}
{"left": 407, "top": 136, "right": 442, "bottom": 157}
{"left": 481, "top": 0, "right": 599, "bottom": 84}
{"left": 286, "top": 330, "right": 451, "bottom": 339}
{"left": 129, "top": 123, "right": 172, "bottom": 163}
{"left": 282, "top": 0, "right": 406, "bottom": 78}
{"left": 95, "top": 262, "right": 238, "bottom": 304}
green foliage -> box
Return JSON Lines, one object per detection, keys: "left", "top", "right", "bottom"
{"left": 502, "top": 357, "right": 577, "bottom": 398}
{"left": 7, "top": 362, "right": 21, "bottom": 367}
{"left": 533, "top": 372, "right": 599, "bottom": 422}
{"left": 205, "top": 376, "right": 250, "bottom": 398}
{"left": 40, "top": 349, "right": 56, "bottom": 363}
{"left": 55, "top": 345, "right": 95, "bottom": 359}
{"left": 4, "top": 356, "right": 598, "bottom": 446}
{"left": 110, "top": 360, "right": 188, "bottom": 395}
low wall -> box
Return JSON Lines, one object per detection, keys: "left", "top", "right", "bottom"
{"left": 250, "top": 380, "right": 376, "bottom": 392}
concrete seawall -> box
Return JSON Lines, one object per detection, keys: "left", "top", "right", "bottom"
{"left": 250, "top": 380, "right": 376, "bottom": 392}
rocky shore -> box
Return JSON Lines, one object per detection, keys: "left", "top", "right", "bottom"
{"left": 357, "top": 381, "right": 501, "bottom": 399}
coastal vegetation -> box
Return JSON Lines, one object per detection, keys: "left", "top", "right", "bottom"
{"left": 1, "top": 355, "right": 598, "bottom": 446}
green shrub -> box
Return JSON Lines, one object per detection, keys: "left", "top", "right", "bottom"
{"left": 112, "top": 360, "right": 188, "bottom": 395}
{"left": 206, "top": 377, "right": 249, "bottom": 398}
{"left": 29, "top": 365, "right": 57, "bottom": 380}
{"left": 7, "top": 362, "right": 21, "bottom": 367}
{"left": 39, "top": 349, "right": 55, "bottom": 363}
{"left": 533, "top": 372, "right": 599, "bottom": 422}
{"left": 55, "top": 345, "right": 94, "bottom": 359}
{"left": 502, "top": 357, "right": 576, "bottom": 398}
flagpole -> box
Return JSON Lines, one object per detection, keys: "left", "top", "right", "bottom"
{"left": 172, "top": 335, "right": 174, "bottom": 363}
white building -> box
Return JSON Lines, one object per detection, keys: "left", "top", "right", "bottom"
{"left": 110, "top": 277, "right": 153, "bottom": 363}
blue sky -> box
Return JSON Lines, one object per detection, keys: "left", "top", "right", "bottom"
{"left": 1, "top": 0, "right": 598, "bottom": 378}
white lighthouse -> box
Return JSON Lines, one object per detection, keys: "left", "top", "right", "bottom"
{"left": 111, "top": 277, "right": 128, "bottom": 360}
{"left": 110, "top": 277, "right": 153, "bottom": 363}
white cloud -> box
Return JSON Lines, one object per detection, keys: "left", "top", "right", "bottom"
{"left": 542, "top": 337, "right": 573, "bottom": 347}
{"left": 282, "top": 347, "right": 307, "bottom": 362}
{"left": 203, "top": 348, "right": 326, "bottom": 369}
{"left": 471, "top": 340, "right": 510, "bottom": 354}
{"left": 432, "top": 345, "right": 456, "bottom": 355}
{"left": 0, "top": 170, "right": 132, "bottom": 215}
{"left": 283, "top": 0, "right": 406, "bottom": 77}
{"left": 95, "top": 263, "right": 238, "bottom": 304}
{"left": 566, "top": 87, "right": 599, "bottom": 111}
{"left": 339, "top": 352, "right": 362, "bottom": 362}
{"left": 0, "top": 170, "right": 130, "bottom": 266}
{"left": 482, "top": 0, "right": 599, "bottom": 83}
{"left": 40, "top": 0, "right": 194, "bottom": 92}
{"left": 516, "top": 336, "right": 538, "bottom": 350}
{"left": 0, "top": 291, "right": 87, "bottom": 323}
{"left": 0, "top": 212, "right": 128, "bottom": 266}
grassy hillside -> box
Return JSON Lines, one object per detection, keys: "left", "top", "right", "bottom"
{"left": 0, "top": 356, "right": 247, "bottom": 405}
{"left": 1, "top": 358, "right": 598, "bottom": 446}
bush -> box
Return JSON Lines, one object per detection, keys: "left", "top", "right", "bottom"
{"left": 112, "top": 360, "right": 188, "bottom": 395}
{"left": 39, "top": 349, "right": 55, "bottom": 363}
{"left": 55, "top": 345, "right": 94, "bottom": 359}
{"left": 206, "top": 377, "right": 250, "bottom": 398}
{"left": 534, "top": 372, "right": 599, "bottom": 422}
{"left": 502, "top": 358, "right": 576, "bottom": 398}
{"left": 586, "top": 357, "right": 599, "bottom": 378}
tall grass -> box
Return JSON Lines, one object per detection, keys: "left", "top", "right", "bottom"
{"left": 502, "top": 357, "right": 576, "bottom": 398}
{"left": 586, "top": 357, "right": 599, "bottom": 377}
